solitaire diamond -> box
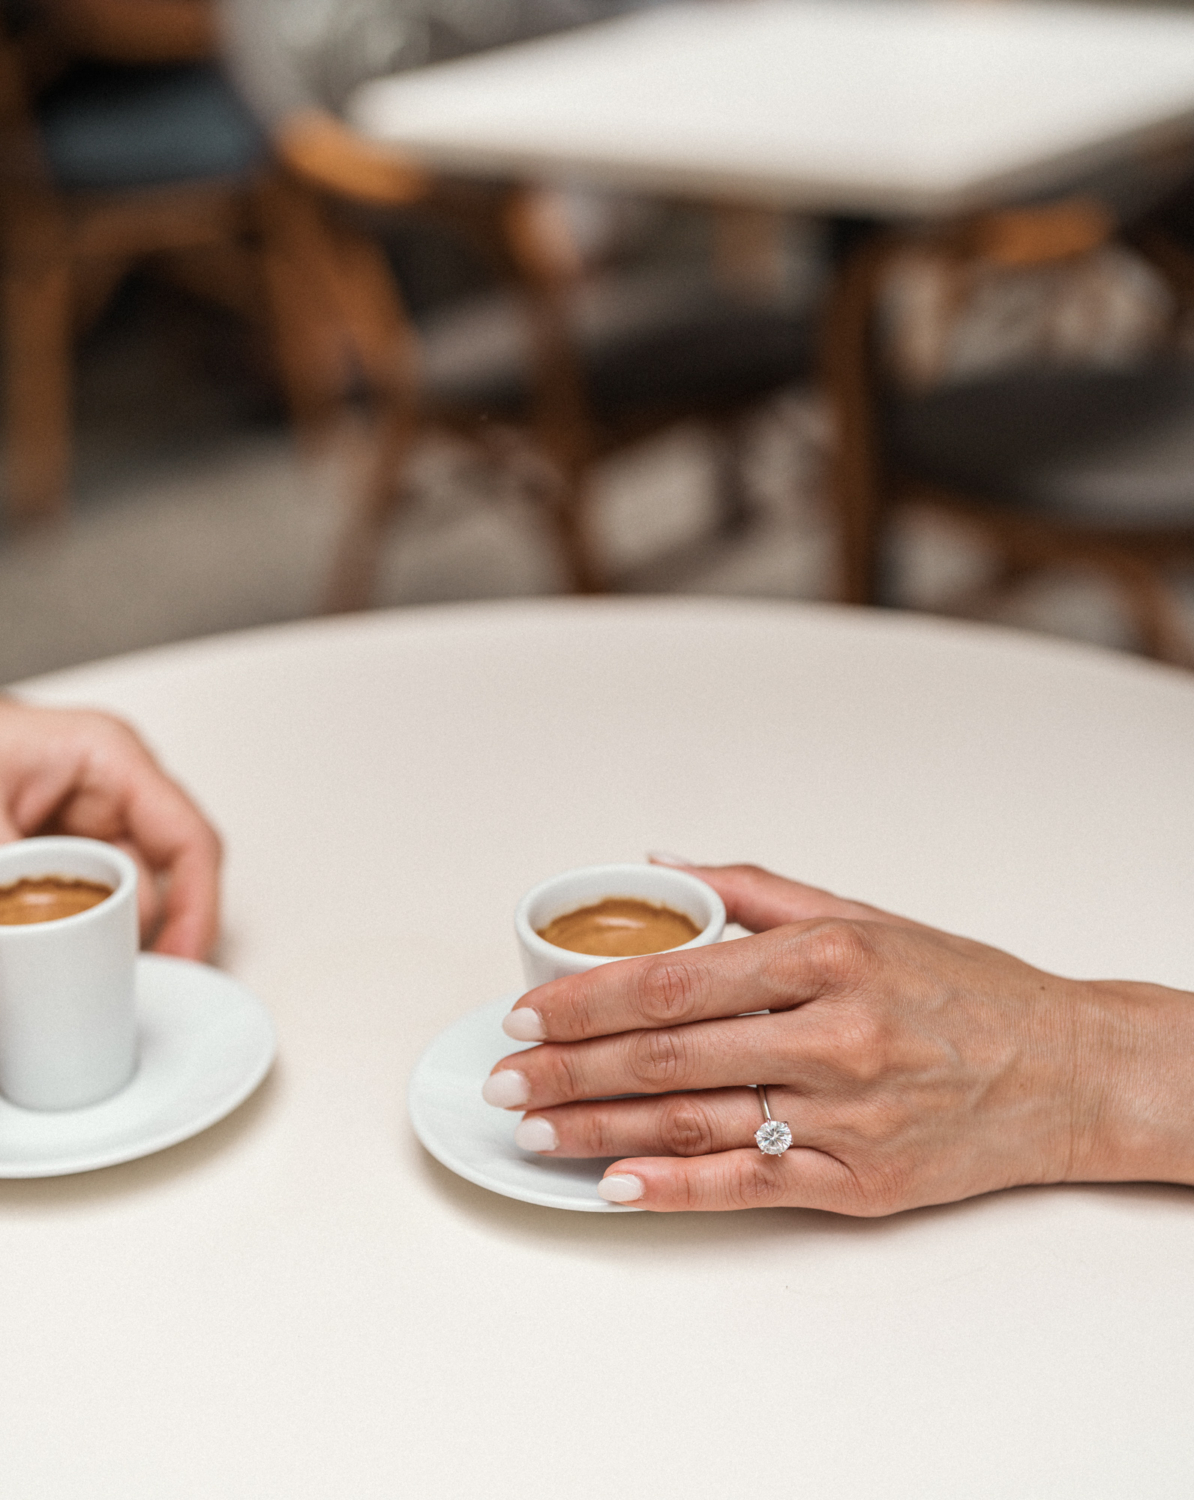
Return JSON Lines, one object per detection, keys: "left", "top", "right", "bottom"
{"left": 755, "top": 1119, "right": 793, "bottom": 1156}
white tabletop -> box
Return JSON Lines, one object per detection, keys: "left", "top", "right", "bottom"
{"left": 351, "top": 0, "right": 1194, "bottom": 215}
{"left": 5, "top": 598, "right": 1194, "bottom": 1499}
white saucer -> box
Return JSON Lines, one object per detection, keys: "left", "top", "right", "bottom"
{"left": 409, "top": 992, "right": 639, "bottom": 1212}
{"left": 0, "top": 954, "right": 276, "bottom": 1178}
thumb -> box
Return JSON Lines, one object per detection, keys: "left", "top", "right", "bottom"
{"left": 647, "top": 855, "right": 920, "bottom": 933}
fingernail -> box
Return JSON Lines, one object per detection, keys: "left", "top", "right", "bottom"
{"left": 502, "top": 1007, "right": 545, "bottom": 1042}
{"left": 598, "top": 1173, "right": 644, "bottom": 1203}
{"left": 648, "top": 851, "right": 697, "bottom": 868}
{"left": 482, "top": 1069, "right": 529, "bottom": 1108}
{"left": 513, "top": 1116, "right": 557, "bottom": 1152}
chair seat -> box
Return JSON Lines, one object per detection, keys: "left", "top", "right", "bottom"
{"left": 37, "top": 62, "right": 263, "bottom": 192}
{"left": 886, "top": 363, "right": 1194, "bottom": 531}
{"left": 417, "top": 267, "right": 815, "bottom": 429}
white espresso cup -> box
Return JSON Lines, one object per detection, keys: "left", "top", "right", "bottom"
{"left": 0, "top": 836, "right": 139, "bottom": 1110}
{"left": 515, "top": 862, "right": 726, "bottom": 989}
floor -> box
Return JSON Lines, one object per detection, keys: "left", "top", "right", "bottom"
{"left": 1, "top": 275, "right": 1189, "bottom": 688}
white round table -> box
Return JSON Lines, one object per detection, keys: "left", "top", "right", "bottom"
{"left": 6, "top": 599, "right": 1194, "bottom": 1499}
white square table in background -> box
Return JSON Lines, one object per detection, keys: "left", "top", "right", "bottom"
{"left": 351, "top": 0, "right": 1194, "bottom": 216}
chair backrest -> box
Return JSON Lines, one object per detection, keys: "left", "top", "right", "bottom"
{"left": 824, "top": 197, "right": 1140, "bottom": 414}
{"left": 821, "top": 197, "right": 1130, "bottom": 602}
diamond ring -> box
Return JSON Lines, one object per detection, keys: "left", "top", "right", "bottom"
{"left": 754, "top": 1086, "right": 793, "bottom": 1156}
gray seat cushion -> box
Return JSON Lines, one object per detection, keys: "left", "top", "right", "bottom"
{"left": 885, "top": 363, "right": 1194, "bottom": 531}
{"left": 417, "top": 267, "right": 814, "bottom": 426}
{"left": 38, "top": 62, "right": 263, "bottom": 191}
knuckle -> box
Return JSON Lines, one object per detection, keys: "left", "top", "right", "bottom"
{"left": 628, "top": 1027, "right": 691, "bottom": 1091}
{"left": 727, "top": 1156, "right": 784, "bottom": 1209}
{"left": 550, "top": 1044, "right": 586, "bottom": 1102}
{"left": 802, "top": 920, "right": 875, "bottom": 988}
{"left": 658, "top": 1096, "right": 716, "bottom": 1157}
{"left": 193, "top": 819, "right": 224, "bottom": 864}
{"left": 673, "top": 1169, "right": 703, "bottom": 1212}
{"left": 836, "top": 1012, "right": 891, "bottom": 1084}
{"left": 566, "top": 973, "right": 603, "bottom": 1039}
{"left": 85, "top": 710, "right": 140, "bottom": 753}
{"left": 575, "top": 1109, "right": 616, "bottom": 1157}
{"left": 635, "top": 961, "right": 701, "bottom": 1028}
{"left": 853, "top": 1159, "right": 913, "bottom": 1217}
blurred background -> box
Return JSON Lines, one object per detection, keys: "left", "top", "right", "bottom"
{"left": 4, "top": 0, "right": 1194, "bottom": 686}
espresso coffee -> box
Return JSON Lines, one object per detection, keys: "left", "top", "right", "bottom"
{"left": 537, "top": 897, "right": 701, "bottom": 957}
{"left": 0, "top": 876, "right": 114, "bottom": 926}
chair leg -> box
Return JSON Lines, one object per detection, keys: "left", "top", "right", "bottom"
{"left": 72, "top": 254, "right": 134, "bottom": 337}
{"left": 1112, "top": 558, "right": 1194, "bottom": 667}
{"left": 545, "top": 464, "right": 605, "bottom": 594}
{"left": 821, "top": 236, "right": 896, "bottom": 606}
{"left": 525, "top": 348, "right": 605, "bottom": 593}
{"left": 322, "top": 397, "right": 421, "bottom": 615}
{"left": 3, "top": 256, "right": 72, "bottom": 523}
{"left": 709, "top": 416, "right": 754, "bottom": 536}
{"left": 308, "top": 211, "right": 429, "bottom": 614}
{"left": 501, "top": 189, "right": 606, "bottom": 593}
{"left": 253, "top": 176, "right": 358, "bottom": 448}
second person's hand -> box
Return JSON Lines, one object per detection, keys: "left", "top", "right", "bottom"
{"left": 0, "top": 700, "right": 222, "bottom": 959}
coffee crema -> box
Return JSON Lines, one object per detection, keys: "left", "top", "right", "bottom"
{"left": 0, "top": 877, "right": 114, "bottom": 926}
{"left": 537, "top": 897, "right": 701, "bottom": 957}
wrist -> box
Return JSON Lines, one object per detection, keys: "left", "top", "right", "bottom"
{"left": 1069, "top": 978, "right": 1194, "bottom": 1187}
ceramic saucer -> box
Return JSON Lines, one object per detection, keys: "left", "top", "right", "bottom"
{"left": 0, "top": 954, "right": 275, "bottom": 1178}
{"left": 409, "top": 992, "right": 639, "bottom": 1212}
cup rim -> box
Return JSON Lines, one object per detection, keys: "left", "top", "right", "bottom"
{"left": 0, "top": 836, "right": 138, "bottom": 936}
{"left": 515, "top": 862, "right": 725, "bottom": 964}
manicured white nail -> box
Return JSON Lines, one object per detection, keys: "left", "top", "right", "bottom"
{"left": 598, "top": 1173, "right": 644, "bottom": 1203}
{"left": 482, "top": 1070, "right": 529, "bottom": 1108}
{"left": 514, "top": 1116, "right": 558, "bottom": 1152}
{"left": 502, "top": 1007, "right": 545, "bottom": 1042}
{"left": 648, "top": 851, "right": 696, "bottom": 868}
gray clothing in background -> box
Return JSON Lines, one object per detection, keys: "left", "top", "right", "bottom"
{"left": 220, "top": 0, "right": 647, "bottom": 127}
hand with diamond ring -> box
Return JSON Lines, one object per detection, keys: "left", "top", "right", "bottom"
{"left": 483, "top": 862, "right": 1194, "bottom": 1214}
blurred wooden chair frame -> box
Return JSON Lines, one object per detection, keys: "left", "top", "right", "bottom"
{"left": 264, "top": 114, "right": 604, "bottom": 609}
{"left": 824, "top": 196, "right": 1194, "bottom": 665}
{"left": 270, "top": 113, "right": 817, "bottom": 612}
{"left": 0, "top": 1, "right": 322, "bottom": 523}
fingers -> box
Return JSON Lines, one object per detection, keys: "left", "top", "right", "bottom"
{"left": 597, "top": 1146, "right": 862, "bottom": 1214}
{"left": 486, "top": 1004, "right": 841, "bottom": 1111}
{"left": 113, "top": 838, "right": 165, "bottom": 940}
{"left": 504, "top": 918, "right": 878, "bottom": 1045}
{"left": 515, "top": 1085, "right": 809, "bottom": 1159}
{"left": 120, "top": 772, "right": 222, "bottom": 959}
{"left": 513, "top": 1083, "right": 868, "bottom": 1213}
{"left": 45, "top": 713, "right": 220, "bottom": 958}
{"left": 652, "top": 859, "right": 920, "bottom": 934}
{"left": 0, "top": 706, "right": 221, "bottom": 960}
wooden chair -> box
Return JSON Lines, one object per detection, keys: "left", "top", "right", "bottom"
{"left": 0, "top": 3, "right": 312, "bottom": 521}
{"left": 265, "top": 114, "right": 817, "bottom": 610}
{"left": 824, "top": 198, "right": 1194, "bottom": 665}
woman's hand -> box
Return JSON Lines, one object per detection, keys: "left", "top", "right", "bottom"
{"left": 485, "top": 863, "right": 1194, "bottom": 1214}
{"left": 0, "top": 700, "right": 221, "bottom": 960}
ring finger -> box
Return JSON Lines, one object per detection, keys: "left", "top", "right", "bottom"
{"left": 512, "top": 1085, "right": 810, "bottom": 1159}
